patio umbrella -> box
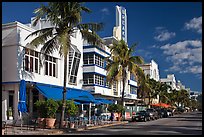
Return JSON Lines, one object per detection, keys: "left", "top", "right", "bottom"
{"left": 18, "top": 80, "right": 27, "bottom": 113}
{"left": 151, "top": 103, "right": 171, "bottom": 108}
{"left": 17, "top": 80, "right": 27, "bottom": 131}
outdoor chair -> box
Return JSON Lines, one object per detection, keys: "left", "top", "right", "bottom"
{"left": 3, "top": 119, "right": 19, "bottom": 135}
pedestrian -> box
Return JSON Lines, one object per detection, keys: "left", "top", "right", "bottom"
{"left": 110, "top": 112, "right": 114, "bottom": 121}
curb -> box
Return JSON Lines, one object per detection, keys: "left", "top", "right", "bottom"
{"left": 6, "top": 121, "right": 129, "bottom": 135}
{"left": 75, "top": 121, "right": 129, "bottom": 131}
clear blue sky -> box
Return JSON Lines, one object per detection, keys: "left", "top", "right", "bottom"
{"left": 2, "top": 2, "right": 202, "bottom": 92}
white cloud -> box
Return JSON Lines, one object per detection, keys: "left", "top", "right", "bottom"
{"left": 184, "top": 16, "right": 202, "bottom": 34}
{"left": 101, "top": 8, "right": 109, "bottom": 15}
{"left": 154, "top": 27, "right": 176, "bottom": 41}
{"left": 160, "top": 40, "right": 202, "bottom": 75}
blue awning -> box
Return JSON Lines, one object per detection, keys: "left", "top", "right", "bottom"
{"left": 35, "top": 83, "right": 96, "bottom": 103}
{"left": 95, "top": 98, "right": 114, "bottom": 104}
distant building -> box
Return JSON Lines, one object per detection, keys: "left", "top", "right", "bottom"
{"left": 190, "top": 91, "right": 201, "bottom": 100}
{"left": 140, "top": 60, "right": 160, "bottom": 81}
{"left": 176, "top": 80, "right": 186, "bottom": 90}
{"left": 113, "top": 5, "right": 127, "bottom": 43}
{"left": 140, "top": 60, "right": 160, "bottom": 104}
{"left": 160, "top": 74, "right": 177, "bottom": 91}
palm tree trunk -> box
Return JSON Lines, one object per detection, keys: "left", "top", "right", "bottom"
{"left": 121, "top": 78, "right": 125, "bottom": 107}
{"left": 121, "top": 69, "right": 126, "bottom": 107}
{"left": 148, "top": 93, "right": 151, "bottom": 108}
{"left": 60, "top": 53, "right": 68, "bottom": 128}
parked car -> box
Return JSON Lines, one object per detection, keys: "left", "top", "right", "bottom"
{"left": 132, "top": 110, "right": 151, "bottom": 122}
{"left": 167, "top": 109, "right": 173, "bottom": 116}
{"left": 155, "top": 108, "right": 168, "bottom": 118}
{"left": 146, "top": 108, "right": 159, "bottom": 120}
{"left": 155, "top": 108, "right": 163, "bottom": 118}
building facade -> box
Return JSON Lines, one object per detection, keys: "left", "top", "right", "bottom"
{"left": 2, "top": 5, "right": 139, "bottom": 121}
{"left": 2, "top": 19, "right": 85, "bottom": 121}
{"left": 160, "top": 74, "right": 177, "bottom": 91}
{"left": 139, "top": 60, "right": 160, "bottom": 104}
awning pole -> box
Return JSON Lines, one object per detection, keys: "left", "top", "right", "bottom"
{"left": 89, "top": 103, "right": 91, "bottom": 124}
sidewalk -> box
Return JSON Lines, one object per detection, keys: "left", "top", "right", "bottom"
{"left": 4, "top": 121, "right": 129, "bottom": 135}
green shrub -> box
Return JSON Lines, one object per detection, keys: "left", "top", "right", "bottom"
{"left": 35, "top": 99, "right": 59, "bottom": 118}
{"left": 107, "top": 104, "right": 125, "bottom": 113}
{"left": 57, "top": 100, "right": 79, "bottom": 117}
{"left": 35, "top": 100, "right": 46, "bottom": 118}
{"left": 45, "top": 99, "right": 59, "bottom": 118}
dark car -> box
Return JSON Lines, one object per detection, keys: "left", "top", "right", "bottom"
{"left": 132, "top": 110, "right": 151, "bottom": 122}
{"left": 146, "top": 108, "right": 159, "bottom": 120}
{"left": 156, "top": 108, "right": 168, "bottom": 118}
{"left": 155, "top": 108, "right": 163, "bottom": 118}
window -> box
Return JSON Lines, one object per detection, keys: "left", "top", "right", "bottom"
{"left": 130, "top": 73, "right": 136, "bottom": 81}
{"left": 130, "top": 86, "right": 137, "bottom": 95}
{"left": 106, "top": 81, "right": 111, "bottom": 88}
{"left": 95, "top": 54, "right": 104, "bottom": 68}
{"left": 113, "top": 81, "right": 117, "bottom": 96}
{"left": 24, "top": 48, "right": 39, "bottom": 74}
{"left": 45, "top": 55, "right": 57, "bottom": 77}
{"left": 83, "top": 74, "right": 94, "bottom": 85}
{"left": 95, "top": 75, "right": 104, "bottom": 86}
{"left": 83, "top": 54, "right": 94, "bottom": 65}
{"left": 68, "top": 45, "right": 81, "bottom": 84}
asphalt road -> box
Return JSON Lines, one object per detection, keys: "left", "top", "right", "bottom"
{"left": 62, "top": 111, "right": 202, "bottom": 135}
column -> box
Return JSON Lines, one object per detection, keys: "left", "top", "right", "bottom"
{"left": 14, "top": 84, "right": 19, "bottom": 120}
{"left": 29, "top": 88, "right": 33, "bottom": 117}
{"left": 89, "top": 103, "right": 91, "bottom": 124}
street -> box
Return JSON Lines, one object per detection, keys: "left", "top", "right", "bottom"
{"left": 61, "top": 111, "right": 202, "bottom": 135}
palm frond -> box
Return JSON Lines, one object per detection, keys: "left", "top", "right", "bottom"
{"left": 40, "top": 35, "right": 58, "bottom": 55}
{"left": 80, "top": 29, "right": 103, "bottom": 46}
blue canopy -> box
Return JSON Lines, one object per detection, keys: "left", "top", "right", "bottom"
{"left": 35, "top": 84, "right": 96, "bottom": 103}
{"left": 18, "top": 80, "right": 27, "bottom": 112}
{"left": 95, "top": 98, "right": 114, "bottom": 104}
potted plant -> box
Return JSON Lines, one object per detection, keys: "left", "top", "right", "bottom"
{"left": 108, "top": 104, "right": 124, "bottom": 121}
{"left": 56, "top": 100, "right": 79, "bottom": 128}
{"left": 65, "top": 100, "right": 79, "bottom": 128}
{"left": 35, "top": 100, "right": 46, "bottom": 128}
{"left": 7, "top": 107, "right": 13, "bottom": 120}
{"left": 44, "top": 99, "right": 59, "bottom": 128}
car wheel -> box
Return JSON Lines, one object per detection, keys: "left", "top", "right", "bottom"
{"left": 144, "top": 118, "right": 147, "bottom": 122}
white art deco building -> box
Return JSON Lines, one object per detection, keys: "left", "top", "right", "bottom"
{"left": 2, "top": 5, "right": 139, "bottom": 121}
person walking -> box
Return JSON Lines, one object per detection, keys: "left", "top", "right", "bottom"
{"left": 110, "top": 112, "right": 114, "bottom": 121}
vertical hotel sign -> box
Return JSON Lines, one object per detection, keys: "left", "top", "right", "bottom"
{"left": 121, "top": 6, "right": 126, "bottom": 42}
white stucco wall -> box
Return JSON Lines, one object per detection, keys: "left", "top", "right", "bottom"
{"left": 2, "top": 21, "right": 84, "bottom": 89}
{"left": 83, "top": 66, "right": 107, "bottom": 76}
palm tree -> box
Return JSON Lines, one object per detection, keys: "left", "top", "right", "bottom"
{"left": 179, "top": 89, "right": 189, "bottom": 107}
{"left": 25, "top": 2, "right": 103, "bottom": 128}
{"left": 106, "top": 40, "right": 145, "bottom": 107}
{"left": 158, "top": 82, "right": 172, "bottom": 103}
{"left": 138, "top": 74, "right": 156, "bottom": 107}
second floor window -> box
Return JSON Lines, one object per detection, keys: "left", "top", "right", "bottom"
{"left": 45, "top": 55, "right": 57, "bottom": 77}
{"left": 68, "top": 45, "right": 81, "bottom": 84}
{"left": 24, "top": 48, "right": 39, "bottom": 74}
